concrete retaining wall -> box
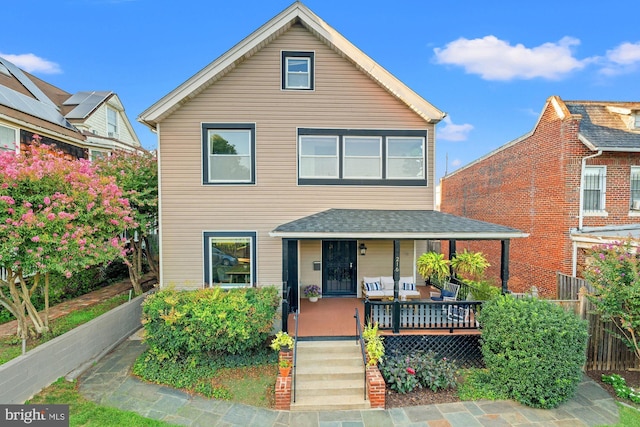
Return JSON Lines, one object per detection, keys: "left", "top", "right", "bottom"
{"left": 0, "top": 291, "right": 147, "bottom": 403}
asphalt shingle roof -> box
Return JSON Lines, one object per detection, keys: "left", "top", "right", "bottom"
{"left": 566, "top": 101, "right": 640, "bottom": 151}
{"left": 271, "top": 209, "right": 526, "bottom": 239}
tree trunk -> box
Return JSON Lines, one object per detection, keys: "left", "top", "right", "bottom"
{"left": 143, "top": 236, "right": 159, "bottom": 279}
{"left": 44, "top": 272, "right": 50, "bottom": 329}
{"left": 127, "top": 240, "right": 143, "bottom": 295}
{"left": 0, "top": 268, "right": 46, "bottom": 339}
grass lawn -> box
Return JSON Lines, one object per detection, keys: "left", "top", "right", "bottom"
{"left": 597, "top": 403, "right": 640, "bottom": 427}
{"left": 0, "top": 293, "right": 129, "bottom": 365}
{"left": 28, "top": 378, "right": 173, "bottom": 427}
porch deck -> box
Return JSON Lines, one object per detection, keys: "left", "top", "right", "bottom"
{"left": 288, "top": 286, "right": 481, "bottom": 338}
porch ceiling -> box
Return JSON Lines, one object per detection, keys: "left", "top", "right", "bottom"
{"left": 269, "top": 209, "right": 528, "bottom": 240}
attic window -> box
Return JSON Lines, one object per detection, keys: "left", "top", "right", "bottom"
{"left": 635, "top": 113, "right": 640, "bottom": 129}
{"left": 282, "top": 51, "right": 314, "bottom": 90}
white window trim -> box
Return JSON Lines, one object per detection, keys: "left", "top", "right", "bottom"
{"left": 386, "top": 136, "right": 426, "bottom": 180}
{"left": 204, "top": 231, "right": 256, "bottom": 289}
{"left": 582, "top": 165, "right": 607, "bottom": 215}
{"left": 106, "top": 107, "right": 119, "bottom": 138}
{"left": 343, "top": 136, "right": 382, "bottom": 179}
{"left": 0, "top": 123, "right": 18, "bottom": 153}
{"left": 285, "top": 57, "right": 311, "bottom": 89}
{"left": 299, "top": 135, "right": 339, "bottom": 179}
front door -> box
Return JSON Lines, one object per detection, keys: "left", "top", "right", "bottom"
{"left": 322, "top": 240, "right": 357, "bottom": 296}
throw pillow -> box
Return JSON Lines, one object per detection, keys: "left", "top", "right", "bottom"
{"left": 441, "top": 289, "right": 455, "bottom": 298}
{"left": 402, "top": 282, "right": 415, "bottom": 291}
{"left": 365, "top": 282, "right": 380, "bottom": 292}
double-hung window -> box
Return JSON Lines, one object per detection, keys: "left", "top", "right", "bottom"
{"left": 204, "top": 232, "right": 255, "bottom": 288}
{"left": 298, "top": 129, "right": 427, "bottom": 186}
{"left": 107, "top": 107, "right": 118, "bottom": 138}
{"left": 0, "top": 124, "right": 17, "bottom": 152}
{"left": 202, "top": 123, "right": 255, "bottom": 184}
{"left": 282, "top": 51, "right": 314, "bottom": 90}
{"left": 583, "top": 166, "right": 606, "bottom": 212}
{"left": 631, "top": 167, "right": 640, "bottom": 210}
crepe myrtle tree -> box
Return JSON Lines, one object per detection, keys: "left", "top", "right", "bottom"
{"left": 583, "top": 239, "right": 640, "bottom": 363}
{"left": 94, "top": 150, "right": 158, "bottom": 295}
{"left": 0, "top": 141, "right": 134, "bottom": 339}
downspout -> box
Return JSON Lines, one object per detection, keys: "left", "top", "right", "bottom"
{"left": 574, "top": 150, "right": 603, "bottom": 276}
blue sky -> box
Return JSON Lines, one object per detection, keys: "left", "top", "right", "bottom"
{"left": 4, "top": 0, "right": 640, "bottom": 182}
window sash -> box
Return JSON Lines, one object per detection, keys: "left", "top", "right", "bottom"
{"left": 107, "top": 108, "right": 118, "bottom": 134}
{"left": 299, "top": 136, "right": 339, "bottom": 178}
{"left": 286, "top": 57, "right": 310, "bottom": 89}
{"left": 387, "top": 137, "right": 425, "bottom": 179}
{"left": 206, "top": 234, "right": 253, "bottom": 288}
{"left": 631, "top": 167, "right": 640, "bottom": 209}
{"left": 343, "top": 137, "right": 381, "bottom": 179}
{"left": 583, "top": 167, "right": 605, "bottom": 211}
{"left": 0, "top": 124, "right": 17, "bottom": 152}
{"left": 206, "top": 128, "right": 253, "bottom": 183}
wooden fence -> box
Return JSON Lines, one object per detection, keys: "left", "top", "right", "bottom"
{"left": 557, "top": 272, "right": 637, "bottom": 370}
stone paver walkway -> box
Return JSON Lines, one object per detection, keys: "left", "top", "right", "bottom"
{"left": 79, "top": 335, "right": 621, "bottom": 426}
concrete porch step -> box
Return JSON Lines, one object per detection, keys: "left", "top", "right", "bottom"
{"left": 290, "top": 393, "right": 371, "bottom": 412}
{"left": 291, "top": 340, "right": 369, "bottom": 411}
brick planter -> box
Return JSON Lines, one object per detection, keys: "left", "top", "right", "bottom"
{"left": 366, "top": 365, "right": 385, "bottom": 409}
{"left": 275, "top": 349, "right": 293, "bottom": 410}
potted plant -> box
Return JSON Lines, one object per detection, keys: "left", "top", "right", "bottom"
{"left": 278, "top": 358, "right": 292, "bottom": 377}
{"left": 362, "top": 322, "right": 384, "bottom": 366}
{"left": 270, "top": 331, "right": 294, "bottom": 352}
{"left": 450, "top": 249, "right": 490, "bottom": 282}
{"left": 303, "top": 285, "right": 321, "bottom": 302}
{"left": 416, "top": 252, "right": 450, "bottom": 287}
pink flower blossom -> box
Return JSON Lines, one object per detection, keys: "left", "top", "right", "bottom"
{"left": 31, "top": 236, "right": 40, "bottom": 242}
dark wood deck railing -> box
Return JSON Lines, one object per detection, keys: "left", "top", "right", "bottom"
{"left": 364, "top": 299, "right": 482, "bottom": 333}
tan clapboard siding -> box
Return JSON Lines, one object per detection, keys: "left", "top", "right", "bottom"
{"left": 158, "top": 24, "right": 436, "bottom": 288}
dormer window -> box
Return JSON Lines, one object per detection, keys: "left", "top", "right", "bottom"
{"left": 282, "top": 51, "right": 314, "bottom": 90}
{"left": 635, "top": 113, "right": 640, "bottom": 129}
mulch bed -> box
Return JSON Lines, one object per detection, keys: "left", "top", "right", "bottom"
{"left": 385, "top": 369, "right": 640, "bottom": 409}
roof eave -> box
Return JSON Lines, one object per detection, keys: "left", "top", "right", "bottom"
{"left": 268, "top": 231, "right": 529, "bottom": 239}
{"left": 137, "top": 2, "right": 444, "bottom": 129}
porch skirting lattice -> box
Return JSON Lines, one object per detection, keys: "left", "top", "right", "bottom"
{"left": 383, "top": 334, "right": 484, "bottom": 368}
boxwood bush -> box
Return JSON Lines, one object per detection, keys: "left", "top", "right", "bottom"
{"left": 479, "top": 294, "right": 588, "bottom": 409}
{"left": 141, "top": 286, "right": 280, "bottom": 364}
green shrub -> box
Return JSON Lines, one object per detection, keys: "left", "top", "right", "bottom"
{"left": 466, "top": 279, "right": 501, "bottom": 301}
{"left": 479, "top": 295, "right": 588, "bottom": 408}
{"left": 380, "top": 351, "right": 458, "bottom": 394}
{"left": 602, "top": 374, "right": 640, "bottom": 403}
{"left": 141, "top": 286, "right": 279, "bottom": 364}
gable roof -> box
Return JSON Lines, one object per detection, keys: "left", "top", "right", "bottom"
{"left": 270, "top": 209, "right": 527, "bottom": 239}
{"left": 138, "top": 2, "right": 445, "bottom": 130}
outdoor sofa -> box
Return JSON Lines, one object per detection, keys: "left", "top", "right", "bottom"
{"left": 362, "top": 276, "right": 421, "bottom": 300}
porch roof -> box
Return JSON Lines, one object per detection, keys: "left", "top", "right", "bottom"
{"left": 269, "top": 209, "right": 528, "bottom": 240}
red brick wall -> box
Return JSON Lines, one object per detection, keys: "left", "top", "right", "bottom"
{"left": 366, "top": 365, "right": 385, "bottom": 409}
{"left": 441, "top": 102, "right": 640, "bottom": 297}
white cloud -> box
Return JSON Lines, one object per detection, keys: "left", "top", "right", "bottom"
{"left": 599, "top": 41, "right": 640, "bottom": 76}
{"left": 433, "top": 36, "right": 587, "bottom": 81}
{"left": 0, "top": 52, "right": 61, "bottom": 74}
{"left": 451, "top": 159, "right": 462, "bottom": 167}
{"left": 438, "top": 116, "right": 473, "bottom": 142}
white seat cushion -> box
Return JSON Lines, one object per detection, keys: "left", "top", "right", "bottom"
{"left": 380, "top": 276, "right": 394, "bottom": 291}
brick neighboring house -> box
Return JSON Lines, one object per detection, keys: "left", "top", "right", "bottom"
{"left": 0, "top": 56, "right": 141, "bottom": 159}
{"left": 440, "top": 96, "right": 640, "bottom": 296}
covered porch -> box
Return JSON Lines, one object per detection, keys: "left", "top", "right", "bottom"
{"left": 272, "top": 209, "right": 528, "bottom": 336}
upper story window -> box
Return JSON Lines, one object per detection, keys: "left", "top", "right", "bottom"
{"left": 202, "top": 123, "right": 255, "bottom": 185}
{"left": 583, "top": 166, "right": 606, "bottom": 213}
{"left": 0, "top": 124, "right": 17, "bottom": 152}
{"left": 282, "top": 51, "right": 314, "bottom": 90}
{"left": 298, "top": 128, "right": 427, "bottom": 186}
{"left": 107, "top": 107, "right": 119, "bottom": 138}
{"left": 631, "top": 167, "right": 640, "bottom": 210}
{"left": 635, "top": 113, "right": 640, "bottom": 129}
